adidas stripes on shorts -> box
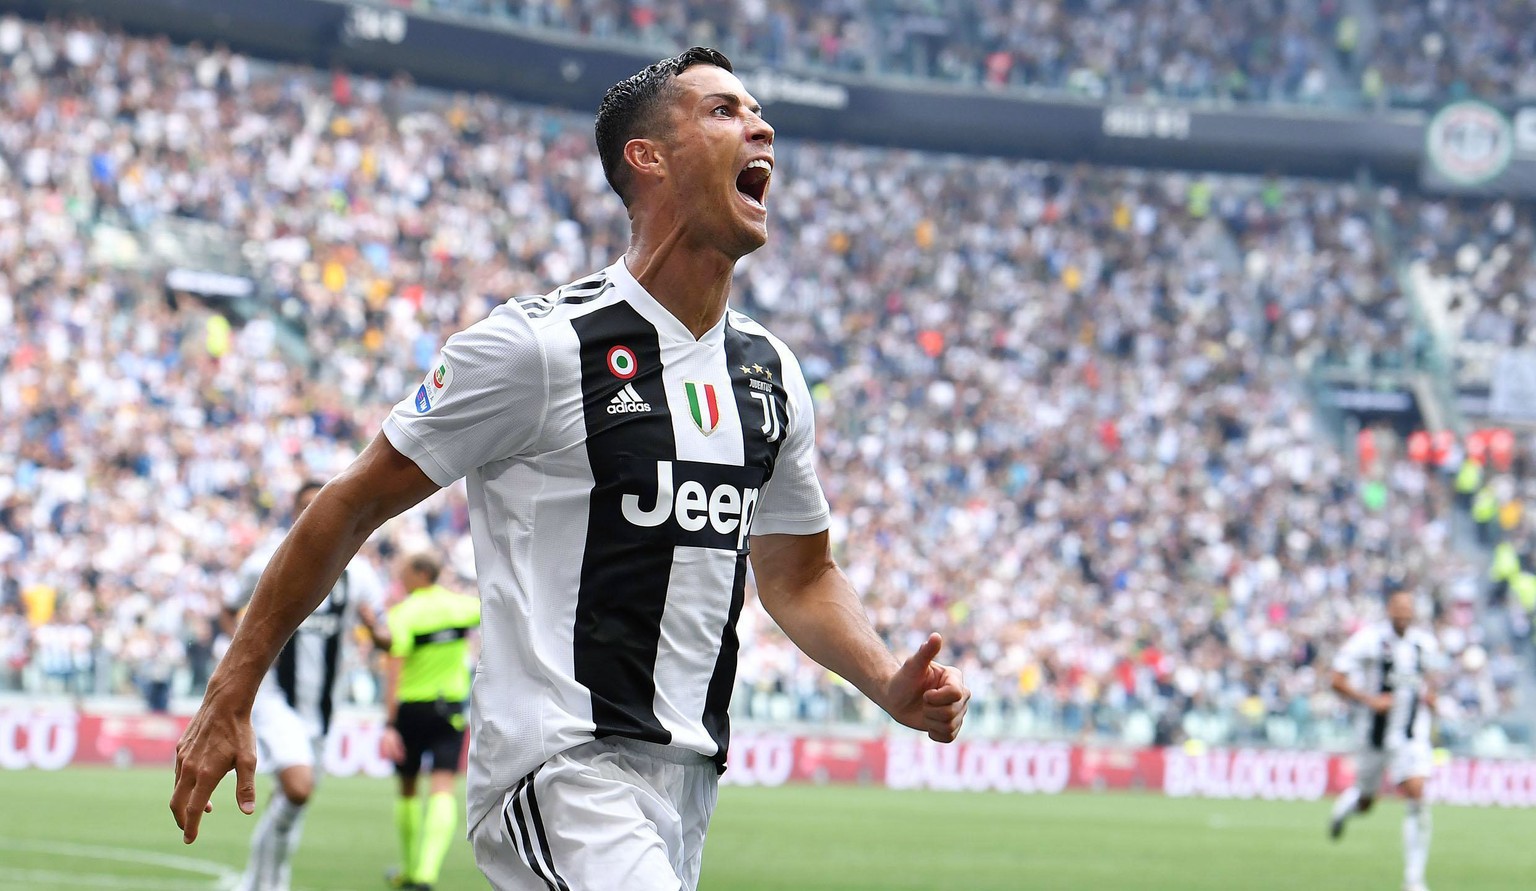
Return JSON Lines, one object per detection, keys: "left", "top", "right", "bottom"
{"left": 470, "top": 737, "right": 719, "bottom": 891}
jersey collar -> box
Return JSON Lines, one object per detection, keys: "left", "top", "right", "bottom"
{"left": 609, "top": 257, "right": 729, "bottom": 347}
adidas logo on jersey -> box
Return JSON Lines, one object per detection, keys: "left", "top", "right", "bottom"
{"left": 607, "top": 383, "right": 652, "bottom": 414}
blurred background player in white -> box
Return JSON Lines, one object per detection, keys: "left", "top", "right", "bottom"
{"left": 1328, "top": 589, "right": 1441, "bottom": 891}
{"left": 220, "top": 481, "right": 390, "bottom": 891}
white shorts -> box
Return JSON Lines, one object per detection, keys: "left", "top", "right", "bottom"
{"left": 471, "top": 738, "right": 719, "bottom": 891}
{"left": 1354, "top": 742, "right": 1433, "bottom": 794}
{"left": 251, "top": 695, "right": 325, "bottom": 774}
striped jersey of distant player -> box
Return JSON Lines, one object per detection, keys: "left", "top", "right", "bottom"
{"left": 1331, "top": 620, "right": 1441, "bottom": 749}
{"left": 230, "top": 535, "right": 385, "bottom": 735}
{"left": 384, "top": 260, "right": 830, "bottom": 831}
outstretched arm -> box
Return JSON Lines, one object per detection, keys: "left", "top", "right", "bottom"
{"left": 1332, "top": 670, "right": 1391, "bottom": 713}
{"left": 750, "top": 530, "right": 968, "bottom": 742}
{"left": 358, "top": 601, "right": 392, "bottom": 652}
{"left": 380, "top": 654, "right": 406, "bottom": 763}
{"left": 170, "top": 433, "right": 440, "bottom": 843}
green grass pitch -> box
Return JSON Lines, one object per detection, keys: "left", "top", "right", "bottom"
{"left": 1, "top": 767, "right": 1533, "bottom": 890}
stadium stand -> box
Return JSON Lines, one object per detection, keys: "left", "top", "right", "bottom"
{"left": 1365, "top": 0, "right": 1536, "bottom": 108}
{"left": 383, "top": 0, "right": 1354, "bottom": 103}
{"left": 374, "top": 0, "right": 1536, "bottom": 108}
{"left": 0, "top": 14, "right": 1529, "bottom": 760}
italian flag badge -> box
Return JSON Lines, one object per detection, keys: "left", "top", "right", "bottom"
{"left": 684, "top": 381, "right": 721, "bottom": 435}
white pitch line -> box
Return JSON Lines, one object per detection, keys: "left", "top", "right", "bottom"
{"left": 0, "top": 838, "right": 238, "bottom": 888}
{"left": 3, "top": 867, "right": 217, "bottom": 890}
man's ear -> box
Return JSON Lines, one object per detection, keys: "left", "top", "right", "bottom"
{"left": 624, "top": 137, "right": 666, "bottom": 188}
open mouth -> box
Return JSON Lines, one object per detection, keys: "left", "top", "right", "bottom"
{"left": 735, "top": 159, "right": 771, "bottom": 209}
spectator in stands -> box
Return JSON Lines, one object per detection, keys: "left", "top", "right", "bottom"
{"left": 0, "top": 601, "right": 28, "bottom": 691}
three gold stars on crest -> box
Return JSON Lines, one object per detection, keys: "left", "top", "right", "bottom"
{"left": 738, "top": 364, "right": 773, "bottom": 380}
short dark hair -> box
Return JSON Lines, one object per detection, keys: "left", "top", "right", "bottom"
{"left": 595, "top": 47, "right": 734, "bottom": 206}
{"left": 293, "top": 480, "right": 325, "bottom": 511}
{"left": 406, "top": 552, "right": 442, "bottom": 584}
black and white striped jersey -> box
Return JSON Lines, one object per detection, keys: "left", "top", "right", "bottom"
{"left": 1331, "top": 621, "right": 1440, "bottom": 750}
{"left": 383, "top": 259, "right": 830, "bottom": 832}
{"left": 229, "top": 533, "right": 385, "bottom": 736}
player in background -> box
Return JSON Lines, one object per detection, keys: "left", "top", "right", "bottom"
{"left": 172, "top": 47, "right": 969, "bottom": 891}
{"left": 1328, "top": 589, "right": 1440, "bottom": 891}
{"left": 381, "top": 552, "right": 481, "bottom": 891}
{"left": 220, "top": 481, "right": 390, "bottom": 891}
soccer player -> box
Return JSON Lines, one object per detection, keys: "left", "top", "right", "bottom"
{"left": 1328, "top": 589, "right": 1440, "bottom": 891}
{"left": 171, "top": 47, "right": 970, "bottom": 891}
{"left": 381, "top": 552, "right": 481, "bottom": 891}
{"left": 220, "top": 481, "right": 389, "bottom": 891}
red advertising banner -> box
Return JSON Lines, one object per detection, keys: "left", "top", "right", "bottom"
{"left": 1162, "top": 746, "right": 1334, "bottom": 800}
{"left": 5, "top": 706, "right": 1536, "bottom": 808}
{"left": 0, "top": 705, "right": 88, "bottom": 770}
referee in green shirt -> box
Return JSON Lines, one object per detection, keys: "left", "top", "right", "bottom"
{"left": 382, "top": 552, "right": 481, "bottom": 891}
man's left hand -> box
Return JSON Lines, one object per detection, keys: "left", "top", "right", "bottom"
{"left": 881, "top": 632, "right": 969, "bottom": 743}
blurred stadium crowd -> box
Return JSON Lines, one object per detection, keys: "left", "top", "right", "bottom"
{"left": 390, "top": 0, "right": 1536, "bottom": 107}
{"left": 0, "top": 14, "right": 1533, "bottom": 755}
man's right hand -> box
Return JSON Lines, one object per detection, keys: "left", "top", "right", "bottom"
{"left": 1366, "top": 693, "right": 1394, "bottom": 714}
{"left": 168, "top": 435, "right": 439, "bottom": 843}
{"left": 169, "top": 694, "right": 258, "bottom": 844}
{"left": 381, "top": 726, "right": 406, "bottom": 764}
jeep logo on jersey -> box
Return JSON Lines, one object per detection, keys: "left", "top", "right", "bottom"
{"left": 299, "top": 612, "right": 343, "bottom": 636}
{"left": 620, "top": 460, "right": 765, "bottom": 552}
{"left": 607, "top": 345, "right": 637, "bottom": 379}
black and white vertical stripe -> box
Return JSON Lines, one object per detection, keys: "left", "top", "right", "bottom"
{"left": 1369, "top": 637, "right": 1395, "bottom": 750}
{"left": 571, "top": 301, "right": 677, "bottom": 746}
{"left": 699, "top": 327, "right": 790, "bottom": 761}
{"left": 274, "top": 570, "right": 350, "bottom": 735}
{"left": 503, "top": 769, "right": 571, "bottom": 891}
{"left": 1404, "top": 642, "right": 1423, "bottom": 740}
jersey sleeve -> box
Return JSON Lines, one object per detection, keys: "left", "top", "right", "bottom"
{"left": 750, "top": 345, "right": 831, "bottom": 537}
{"left": 387, "top": 604, "right": 415, "bottom": 659}
{"left": 1331, "top": 627, "right": 1374, "bottom": 674}
{"left": 382, "top": 302, "right": 548, "bottom": 487}
{"left": 453, "top": 593, "right": 483, "bottom": 630}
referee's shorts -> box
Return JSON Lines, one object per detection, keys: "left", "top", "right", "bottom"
{"left": 394, "top": 699, "right": 467, "bottom": 777}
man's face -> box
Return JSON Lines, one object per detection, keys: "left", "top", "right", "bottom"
{"left": 1387, "top": 592, "right": 1415, "bottom": 635}
{"left": 656, "top": 65, "right": 774, "bottom": 257}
